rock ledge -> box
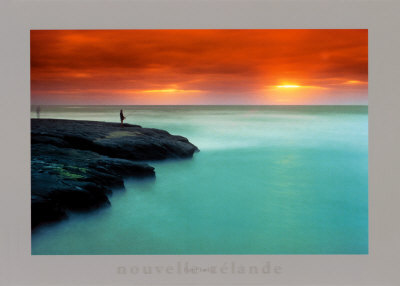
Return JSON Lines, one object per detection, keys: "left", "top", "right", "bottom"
{"left": 31, "top": 119, "right": 199, "bottom": 230}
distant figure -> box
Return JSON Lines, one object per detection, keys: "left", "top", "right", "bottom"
{"left": 36, "top": 106, "right": 41, "bottom": 119}
{"left": 120, "top": 109, "right": 126, "bottom": 127}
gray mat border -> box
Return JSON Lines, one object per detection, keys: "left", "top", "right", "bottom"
{"left": 1, "top": 0, "right": 399, "bottom": 285}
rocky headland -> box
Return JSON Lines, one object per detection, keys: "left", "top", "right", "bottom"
{"left": 31, "top": 119, "right": 199, "bottom": 230}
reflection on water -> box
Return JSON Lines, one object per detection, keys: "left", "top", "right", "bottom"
{"left": 31, "top": 106, "right": 368, "bottom": 254}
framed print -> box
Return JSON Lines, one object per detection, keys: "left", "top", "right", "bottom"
{"left": 29, "top": 29, "right": 368, "bottom": 256}
{"left": 1, "top": 0, "right": 400, "bottom": 285}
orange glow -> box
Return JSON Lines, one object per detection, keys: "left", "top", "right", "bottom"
{"left": 142, "top": 89, "right": 201, "bottom": 94}
{"left": 261, "top": 85, "right": 328, "bottom": 105}
{"left": 276, "top": 85, "right": 301, "bottom": 88}
{"left": 31, "top": 29, "right": 368, "bottom": 105}
{"left": 345, "top": 80, "right": 367, "bottom": 85}
{"left": 143, "top": 89, "right": 179, "bottom": 93}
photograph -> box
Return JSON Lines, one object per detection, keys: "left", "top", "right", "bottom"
{"left": 30, "top": 29, "right": 368, "bottom": 255}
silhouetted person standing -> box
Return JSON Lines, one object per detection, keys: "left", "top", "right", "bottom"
{"left": 36, "top": 106, "right": 41, "bottom": 119}
{"left": 120, "top": 109, "right": 126, "bottom": 127}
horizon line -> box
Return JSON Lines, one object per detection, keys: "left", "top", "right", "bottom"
{"left": 30, "top": 104, "right": 368, "bottom": 107}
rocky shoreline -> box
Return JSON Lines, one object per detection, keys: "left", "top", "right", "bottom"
{"left": 31, "top": 119, "right": 199, "bottom": 230}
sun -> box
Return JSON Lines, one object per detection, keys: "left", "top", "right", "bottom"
{"left": 275, "top": 85, "right": 301, "bottom": 88}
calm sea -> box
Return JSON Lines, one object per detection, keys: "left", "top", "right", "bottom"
{"left": 31, "top": 105, "right": 368, "bottom": 254}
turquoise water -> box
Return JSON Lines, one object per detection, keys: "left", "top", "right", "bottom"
{"left": 31, "top": 105, "right": 368, "bottom": 254}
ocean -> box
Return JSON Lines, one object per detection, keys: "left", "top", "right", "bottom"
{"left": 31, "top": 105, "right": 368, "bottom": 254}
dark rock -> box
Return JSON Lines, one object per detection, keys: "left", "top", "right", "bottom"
{"left": 31, "top": 119, "right": 199, "bottom": 160}
{"left": 31, "top": 118, "right": 199, "bottom": 230}
{"left": 31, "top": 196, "right": 68, "bottom": 230}
{"left": 48, "top": 183, "right": 111, "bottom": 211}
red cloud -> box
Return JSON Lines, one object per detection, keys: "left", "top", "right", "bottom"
{"left": 31, "top": 29, "right": 368, "bottom": 105}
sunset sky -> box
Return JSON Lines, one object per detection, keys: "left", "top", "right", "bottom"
{"left": 31, "top": 30, "right": 368, "bottom": 105}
